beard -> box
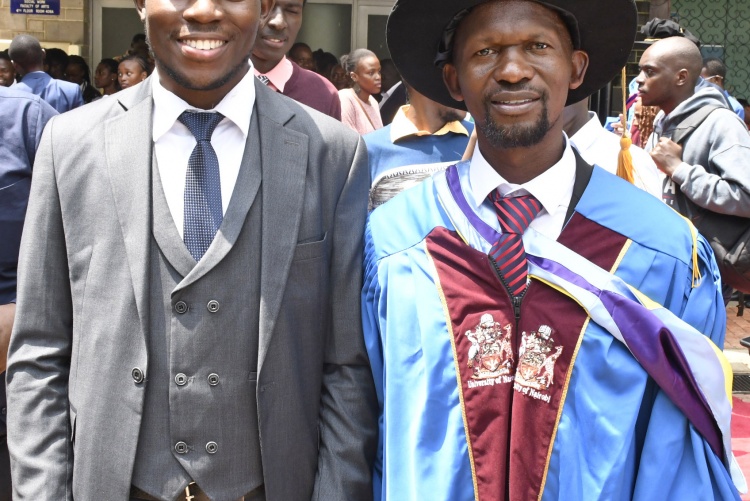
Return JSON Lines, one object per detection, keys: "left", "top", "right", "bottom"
{"left": 438, "top": 107, "right": 466, "bottom": 124}
{"left": 146, "top": 24, "right": 250, "bottom": 92}
{"left": 478, "top": 91, "right": 551, "bottom": 149}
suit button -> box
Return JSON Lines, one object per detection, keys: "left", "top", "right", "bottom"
{"left": 174, "top": 441, "right": 188, "bottom": 454}
{"left": 175, "top": 373, "right": 188, "bottom": 386}
{"left": 207, "top": 300, "right": 220, "bottom": 313}
{"left": 175, "top": 301, "right": 188, "bottom": 314}
{"left": 206, "top": 441, "right": 218, "bottom": 454}
{"left": 132, "top": 368, "right": 144, "bottom": 383}
{"left": 207, "top": 373, "right": 219, "bottom": 386}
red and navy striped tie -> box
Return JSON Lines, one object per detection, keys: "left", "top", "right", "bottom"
{"left": 488, "top": 192, "right": 543, "bottom": 297}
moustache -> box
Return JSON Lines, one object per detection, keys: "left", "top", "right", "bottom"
{"left": 485, "top": 83, "right": 546, "bottom": 99}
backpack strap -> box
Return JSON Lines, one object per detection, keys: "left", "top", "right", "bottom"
{"left": 670, "top": 105, "right": 723, "bottom": 144}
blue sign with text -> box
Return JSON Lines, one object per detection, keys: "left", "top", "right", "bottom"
{"left": 10, "top": 0, "right": 59, "bottom": 15}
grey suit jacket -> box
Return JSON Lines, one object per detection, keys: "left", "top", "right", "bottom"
{"left": 6, "top": 76, "right": 377, "bottom": 500}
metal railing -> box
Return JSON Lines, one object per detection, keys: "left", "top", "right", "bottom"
{"left": 672, "top": 0, "right": 750, "bottom": 101}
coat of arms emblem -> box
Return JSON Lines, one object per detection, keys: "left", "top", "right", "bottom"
{"left": 515, "top": 325, "right": 563, "bottom": 391}
{"left": 465, "top": 314, "right": 514, "bottom": 379}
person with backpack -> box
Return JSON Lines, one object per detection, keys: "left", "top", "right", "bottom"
{"left": 638, "top": 36, "right": 750, "bottom": 297}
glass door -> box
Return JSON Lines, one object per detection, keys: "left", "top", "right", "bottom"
{"left": 92, "top": 0, "right": 142, "bottom": 67}
{"left": 356, "top": 5, "right": 392, "bottom": 60}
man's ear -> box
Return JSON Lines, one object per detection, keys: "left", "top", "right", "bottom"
{"left": 568, "top": 50, "right": 588, "bottom": 91}
{"left": 443, "top": 63, "right": 465, "bottom": 103}
{"left": 134, "top": 0, "right": 146, "bottom": 22}
{"left": 675, "top": 68, "right": 689, "bottom": 87}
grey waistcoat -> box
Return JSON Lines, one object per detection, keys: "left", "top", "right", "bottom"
{"left": 131, "top": 120, "right": 263, "bottom": 501}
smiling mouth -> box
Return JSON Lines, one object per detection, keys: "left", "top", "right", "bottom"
{"left": 263, "top": 37, "right": 286, "bottom": 46}
{"left": 495, "top": 98, "right": 536, "bottom": 105}
{"left": 182, "top": 39, "right": 226, "bottom": 50}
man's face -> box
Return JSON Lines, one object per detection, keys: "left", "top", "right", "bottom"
{"left": 635, "top": 46, "right": 675, "bottom": 109}
{"left": 136, "top": 0, "right": 271, "bottom": 105}
{"left": 700, "top": 67, "right": 724, "bottom": 90}
{"left": 0, "top": 59, "right": 15, "bottom": 87}
{"left": 253, "top": 0, "right": 305, "bottom": 68}
{"left": 289, "top": 45, "right": 315, "bottom": 71}
{"left": 744, "top": 106, "right": 750, "bottom": 129}
{"left": 443, "top": 0, "right": 587, "bottom": 150}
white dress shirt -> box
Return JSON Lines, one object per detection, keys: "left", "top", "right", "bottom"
{"left": 152, "top": 67, "right": 256, "bottom": 238}
{"left": 469, "top": 135, "right": 576, "bottom": 241}
{"left": 571, "top": 111, "right": 663, "bottom": 198}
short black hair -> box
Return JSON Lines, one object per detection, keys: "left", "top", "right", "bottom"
{"left": 132, "top": 33, "right": 147, "bottom": 44}
{"left": 702, "top": 57, "right": 727, "bottom": 79}
{"left": 8, "top": 34, "right": 44, "bottom": 67}
{"left": 0, "top": 50, "right": 10, "bottom": 62}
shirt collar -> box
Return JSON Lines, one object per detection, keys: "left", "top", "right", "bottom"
{"left": 468, "top": 134, "right": 576, "bottom": 217}
{"left": 569, "top": 111, "right": 601, "bottom": 153}
{"left": 152, "top": 65, "right": 256, "bottom": 142}
{"left": 253, "top": 56, "right": 293, "bottom": 92}
{"left": 21, "top": 71, "right": 47, "bottom": 81}
{"left": 389, "top": 105, "right": 470, "bottom": 142}
{"left": 381, "top": 81, "right": 402, "bottom": 100}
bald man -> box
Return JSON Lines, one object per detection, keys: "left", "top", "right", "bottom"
{"left": 8, "top": 35, "right": 82, "bottom": 114}
{"left": 637, "top": 36, "right": 750, "bottom": 296}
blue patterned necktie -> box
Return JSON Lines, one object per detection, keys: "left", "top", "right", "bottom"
{"left": 179, "top": 110, "right": 224, "bottom": 261}
{"left": 488, "top": 192, "right": 543, "bottom": 297}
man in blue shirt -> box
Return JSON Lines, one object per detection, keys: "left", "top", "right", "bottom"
{"left": 0, "top": 85, "right": 57, "bottom": 501}
{"left": 365, "top": 82, "right": 473, "bottom": 210}
{"left": 701, "top": 57, "right": 745, "bottom": 121}
{"left": 8, "top": 35, "right": 83, "bottom": 113}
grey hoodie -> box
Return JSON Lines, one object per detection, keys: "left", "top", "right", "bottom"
{"left": 646, "top": 85, "right": 750, "bottom": 217}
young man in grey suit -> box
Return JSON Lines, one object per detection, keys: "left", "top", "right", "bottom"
{"left": 6, "top": 0, "right": 377, "bottom": 499}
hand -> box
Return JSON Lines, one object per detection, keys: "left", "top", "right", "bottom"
{"left": 0, "top": 303, "right": 15, "bottom": 373}
{"left": 649, "top": 137, "right": 684, "bottom": 177}
{"left": 611, "top": 113, "right": 625, "bottom": 137}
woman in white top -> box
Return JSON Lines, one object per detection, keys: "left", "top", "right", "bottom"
{"left": 339, "top": 49, "right": 383, "bottom": 135}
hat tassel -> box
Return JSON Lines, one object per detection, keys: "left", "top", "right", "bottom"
{"left": 616, "top": 67, "right": 635, "bottom": 185}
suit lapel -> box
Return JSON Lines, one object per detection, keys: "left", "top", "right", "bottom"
{"left": 104, "top": 80, "right": 307, "bottom": 368}
{"left": 255, "top": 83, "right": 309, "bottom": 371}
{"left": 104, "top": 81, "right": 154, "bottom": 340}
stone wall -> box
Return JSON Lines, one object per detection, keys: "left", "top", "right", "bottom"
{"left": 0, "top": 0, "right": 89, "bottom": 60}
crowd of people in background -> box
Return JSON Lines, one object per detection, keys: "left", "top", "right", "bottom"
{"left": 4, "top": 26, "right": 750, "bottom": 146}
{"left": 0, "top": 21, "right": 444, "bottom": 139}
